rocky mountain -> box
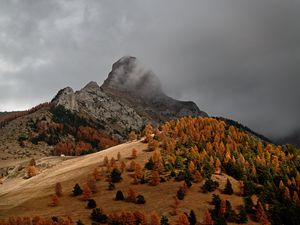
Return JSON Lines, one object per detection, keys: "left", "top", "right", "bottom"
{"left": 52, "top": 56, "right": 207, "bottom": 140}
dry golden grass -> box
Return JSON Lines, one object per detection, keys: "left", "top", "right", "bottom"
{"left": 0, "top": 140, "right": 258, "bottom": 225}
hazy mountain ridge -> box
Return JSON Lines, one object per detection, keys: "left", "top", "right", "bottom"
{"left": 277, "top": 129, "right": 300, "bottom": 148}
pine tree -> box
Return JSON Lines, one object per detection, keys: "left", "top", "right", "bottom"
{"left": 188, "top": 210, "right": 197, "bottom": 225}
{"left": 160, "top": 216, "right": 169, "bottom": 225}
{"left": 160, "top": 216, "right": 170, "bottom": 225}
{"left": 73, "top": 183, "right": 83, "bottom": 196}
{"left": 115, "top": 190, "right": 125, "bottom": 201}
{"left": 224, "top": 178, "right": 234, "bottom": 195}
{"left": 111, "top": 168, "right": 122, "bottom": 183}
{"left": 87, "top": 199, "right": 97, "bottom": 209}
{"left": 238, "top": 208, "right": 248, "bottom": 223}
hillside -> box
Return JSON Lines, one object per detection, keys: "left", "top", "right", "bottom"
{"left": 0, "top": 57, "right": 208, "bottom": 184}
{"left": 1, "top": 117, "right": 299, "bottom": 225}
{"left": 0, "top": 138, "right": 255, "bottom": 225}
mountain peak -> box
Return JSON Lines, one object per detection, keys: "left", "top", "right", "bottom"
{"left": 82, "top": 81, "right": 99, "bottom": 90}
{"left": 102, "top": 56, "right": 162, "bottom": 97}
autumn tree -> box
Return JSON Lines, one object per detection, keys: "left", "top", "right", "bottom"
{"left": 148, "top": 139, "right": 159, "bottom": 152}
{"left": 127, "top": 160, "right": 136, "bottom": 172}
{"left": 126, "top": 188, "right": 136, "bottom": 203}
{"left": 256, "top": 201, "right": 269, "bottom": 224}
{"left": 144, "top": 124, "right": 154, "bottom": 143}
{"left": 150, "top": 170, "right": 160, "bottom": 186}
{"left": 120, "top": 161, "right": 126, "bottom": 173}
{"left": 194, "top": 171, "right": 203, "bottom": 183}
{"left": 27, "top": 166, "right": 37, "bottom": 178}
{"left": 133, "top": 210, "right": 147, "bottom": 225}
{"left": 202, "top": 209, "right": 213, "bottom": 225}
{"left": 176, "top": 213, "right": 189, "bottom": 225}
{"left": 51, "top": 194, "right": 59, "bottom": 207}
{"left": 29, "top": 158, "right": 36, "bottom": 166}
{"left": 82, "top": 183, "right": 92, "bottom": 201}
{"left": 132, "top": 148, "right": 138, "bottom": 159}
{"left": 150, "top": 212, "right": 160, "bottom": 225}
{"left": 87, "top": 176, "right": 98, "bottom": 193}
{"left": 55, "top": 182, "right": 63, "bottom": 197}
{"left": 170, "top": 196, "right": 180, "bottom": 216}
{"left": 188, "top": 161, "right": 195, "bottom": 173}
{"left": 103, "top": 156, "right": 109, "bottom": 166}
{"left": 93, "top": 168, "right": 102, "bottom": 181}
{"left": 117, "top": 152, "right": 121, "bottom": 161}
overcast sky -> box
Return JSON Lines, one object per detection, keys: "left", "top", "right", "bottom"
{"left": 0, "top": 0, "right": 299, "bottom": 139}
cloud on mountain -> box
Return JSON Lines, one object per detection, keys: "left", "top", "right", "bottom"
{"left": 0, "top": 0, "right": 300, "bottom": 139}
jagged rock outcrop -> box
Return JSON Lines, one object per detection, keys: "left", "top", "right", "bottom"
{"left": 52, "top": 56, "right": 208, "bottom": 140}
{"left": 52, "top": 81, "right": 144, "bottom": 140}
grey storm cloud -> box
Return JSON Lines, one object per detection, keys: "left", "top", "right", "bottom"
{"left": 0, "top": 0, "right": 300, "bottom": 139}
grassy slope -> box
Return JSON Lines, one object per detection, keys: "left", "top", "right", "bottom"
{"left": 0, "top": 140, "right": 258, "bottom": 225}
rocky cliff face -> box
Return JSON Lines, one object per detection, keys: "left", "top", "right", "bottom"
{"left": 52, "top": 56, "right": 207, "bottom": 140}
